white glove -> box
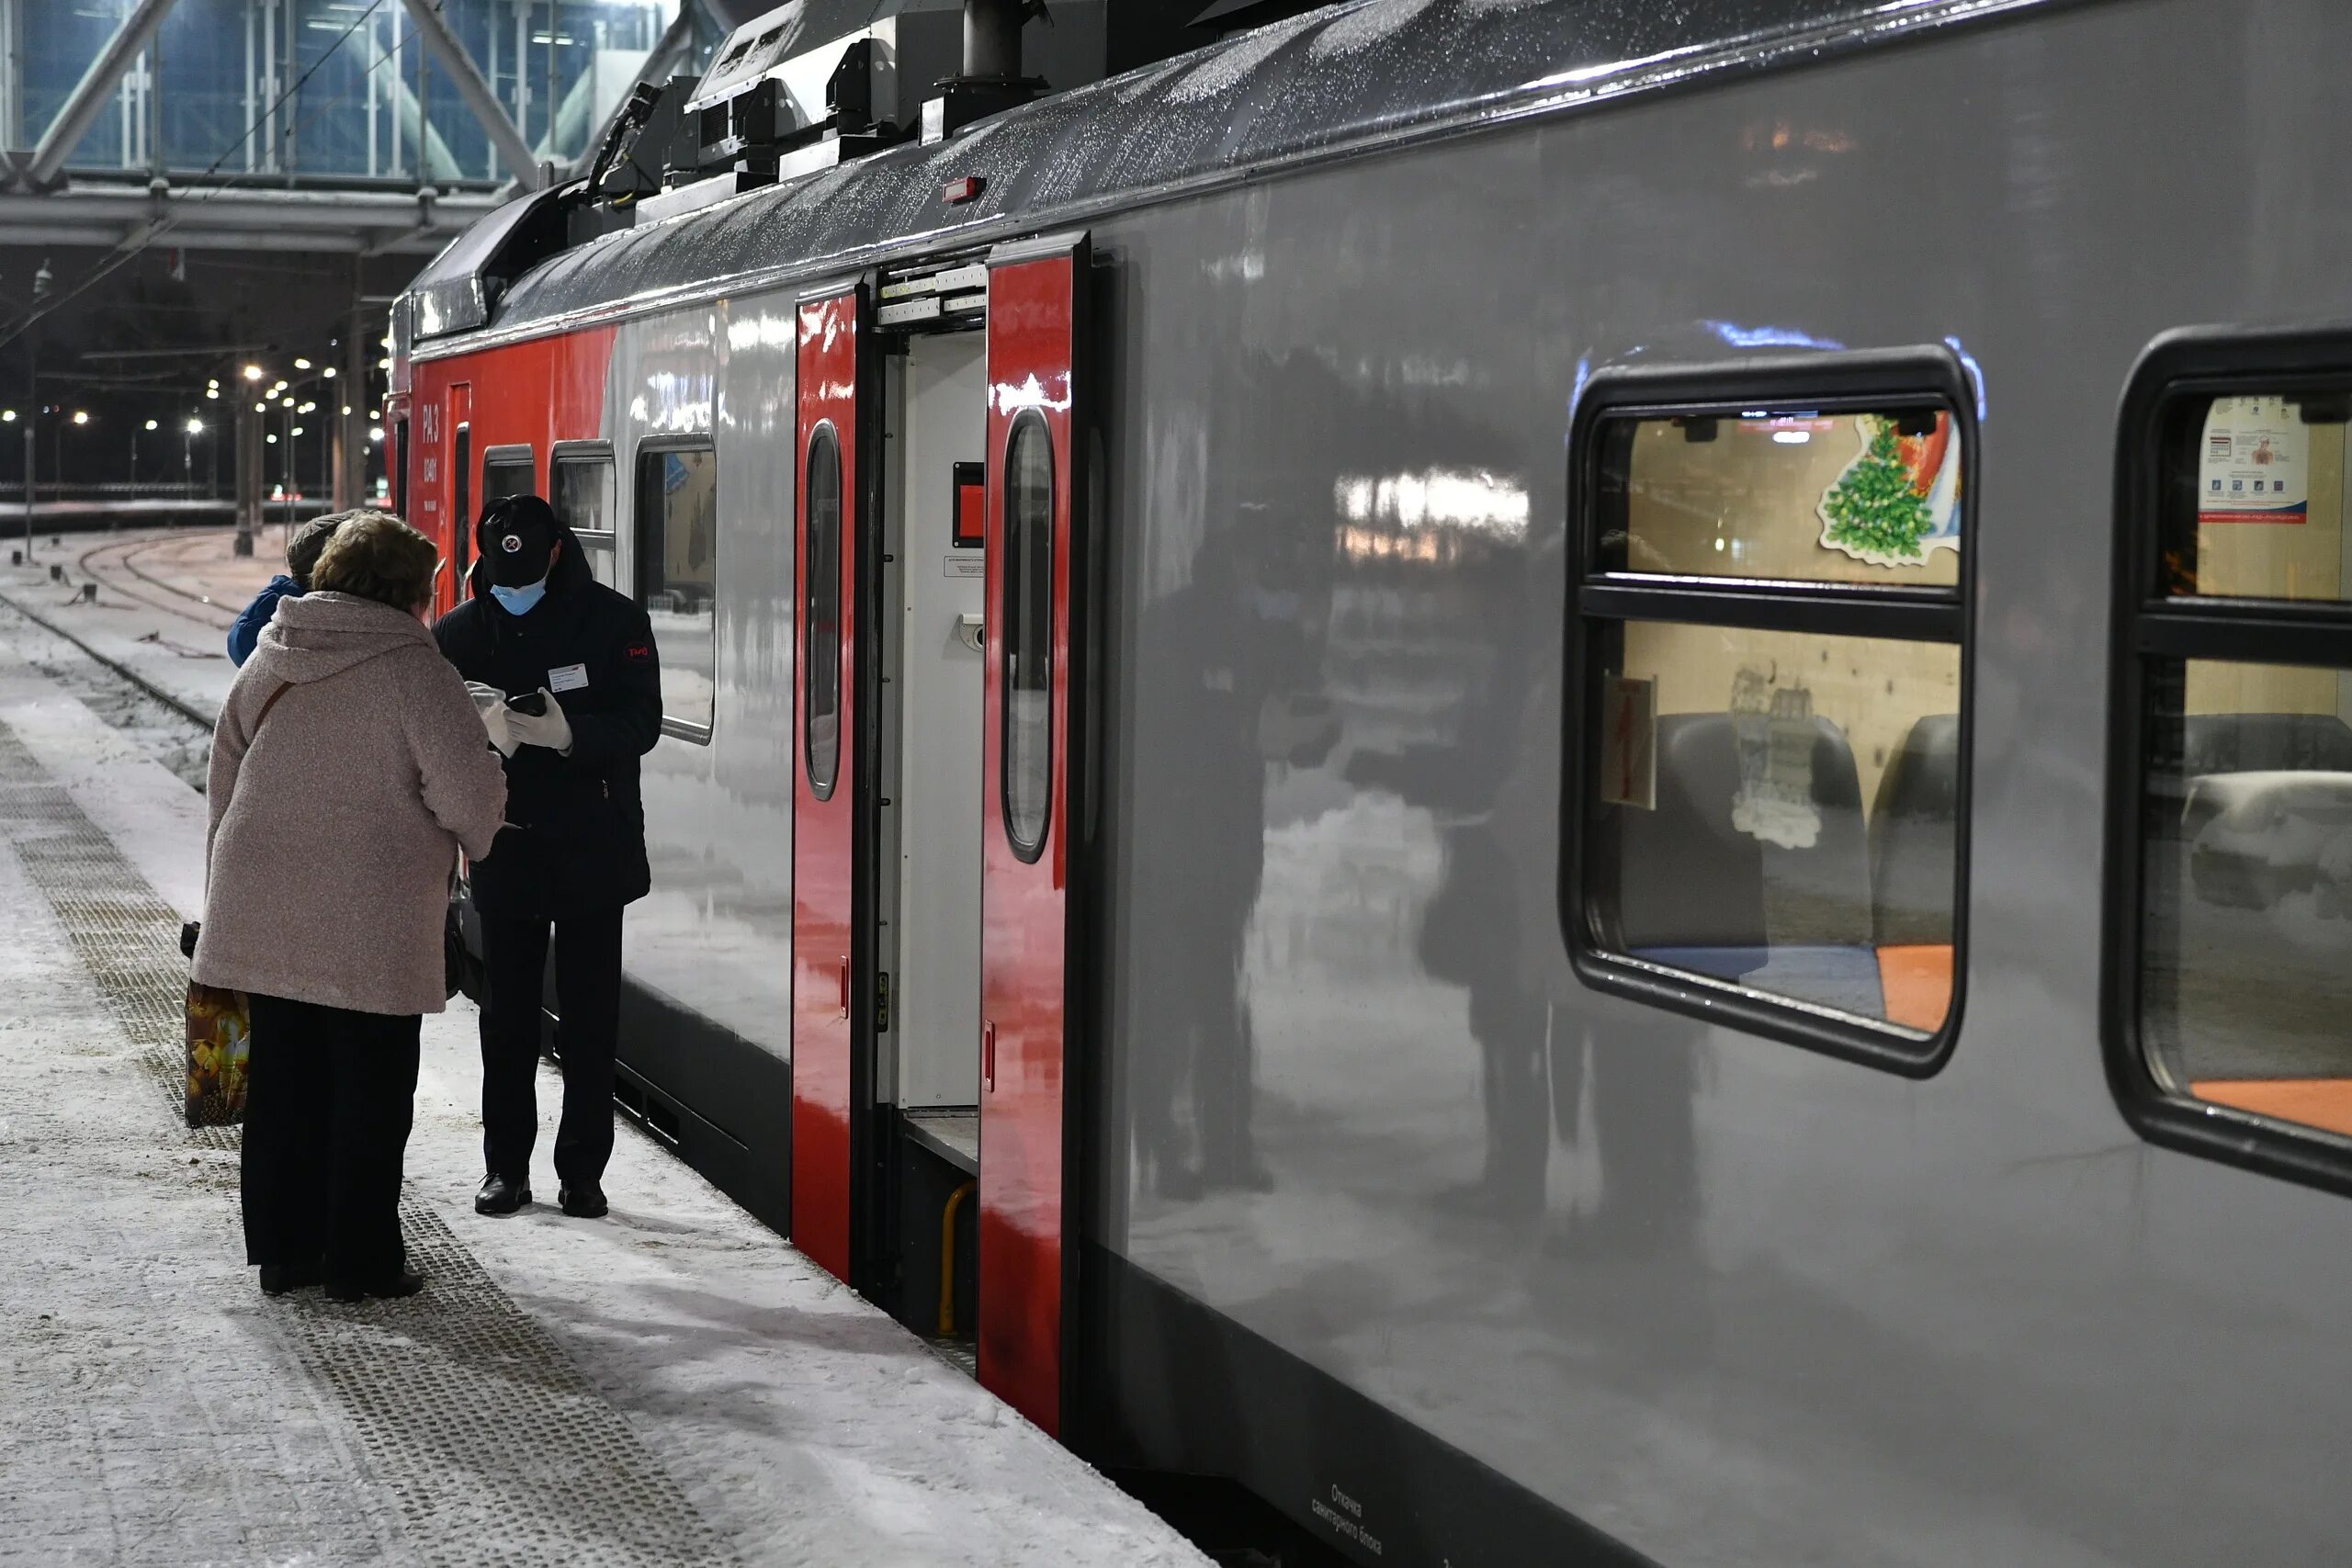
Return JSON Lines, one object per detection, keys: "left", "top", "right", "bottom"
{"left": 477, "top": 696, "right": 518, "bottom": 757}
{"left": 506, "top": 688, "right": 573, "bottom": 756}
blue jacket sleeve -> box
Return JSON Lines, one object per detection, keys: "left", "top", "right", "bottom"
{"left": 227, "top": 577, "right": 298, "bottom": 667}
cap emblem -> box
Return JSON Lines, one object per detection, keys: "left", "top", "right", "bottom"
{"left": 501, "top": 534, "right": 522, "bottom": 554}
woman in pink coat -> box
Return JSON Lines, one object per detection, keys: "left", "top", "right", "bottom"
{"left": 194, "top": 512, "right": 507, "bottom": 1301}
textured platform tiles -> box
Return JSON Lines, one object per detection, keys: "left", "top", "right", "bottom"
{"left": 0, "top": 632, "right": 1210, "bottom": 1567}
{"left": 0, "top": 720, "right": 729, "bottom": 1567}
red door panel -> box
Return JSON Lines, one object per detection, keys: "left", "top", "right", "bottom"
{"left": 979, "top": 233, "right": 1090, "bottom": 1435}
{"left": 791, "top": 285, "right": 865, "bottom": 1281}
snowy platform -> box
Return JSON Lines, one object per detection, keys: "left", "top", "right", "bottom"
{"left": 0, "top": 609, "right": 1208, "bottom": 1567}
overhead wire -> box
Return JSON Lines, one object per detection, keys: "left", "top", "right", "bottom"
{"left": 0, "top": 0, "right": 401, "bottom": 352}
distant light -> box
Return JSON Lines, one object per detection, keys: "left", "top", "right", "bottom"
{"left": 206, "top": 388, "right": 219, "bottom": 400}
{"left": 340, "top": 405, "right": 352, "bottom": 416}
{"left": 71, "top": 410, "right": 87, "bottom": 425}
{"left": 378, "top": 357, "right": 392, "bottom": 371}
{"left": 1714, "top": 536, "right": 1727, "bottom": 552}
{"left": 290, "top": 426, "right": 305, "bottom": 438}
{"left": 266, "top": 434, "right": 278, "bottom": 445}
{"left": 280, "top": 398, "right": 295, "bottom": 408}
{"left": 368, "top": 426, "right": 385, "bottom": 444}
{"left": 243, "top": 364, "right": 264, "bottom": 381}
{"left": 1, "top": 411, "right": 14, "bottom": 423}
{"left": 293, "top": 357, "right": 312, "bottom": 370}
{"left": 271, "top": 380, "right": 288, "bottom": 393}
{"left": 254, "top": 402, "right": 266, "bottom": 413}
{"left": 299, "top": 401, "right": 316, "bottom": 414}
{"left": 322, "top": 367, "right": 336, "bottom": 379}
{"left": 144, "top": 418, "right": 158, "bottom": 431}
{"left": 206, "top": 378, "right": 219, "bottom": 390}
{"left": 185, "top": 418, "right": 204, "bottom": 435}
{"left": 1771, "top": 429, "right": 1810, "bottom": 445}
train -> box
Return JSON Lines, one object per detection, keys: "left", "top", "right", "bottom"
{"left": 388, "top": 0, "right": 2352, "bottom": 1561}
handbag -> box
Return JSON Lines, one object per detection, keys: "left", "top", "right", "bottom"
{"left": 180, "top": 680, "right": 294, "bottom": 1128}
{"left": 444, "top": 868, "right": 470, "bottom": 1001}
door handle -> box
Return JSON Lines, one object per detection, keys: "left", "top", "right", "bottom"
{"left": 838, "top": 956, "right": 850, "bottom": 1020}
{"left": 982, "top": 1020, "right": 996, "bottom": 1092}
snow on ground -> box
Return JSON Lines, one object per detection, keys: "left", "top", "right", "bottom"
{"left": 0, "top": 525, "right": 279, "bottom": 728}
{"left": 0, "top": 628, "right": 1208, "bottom": 1567}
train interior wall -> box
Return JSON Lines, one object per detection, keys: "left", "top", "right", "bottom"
{"left": 878, "top": 330, "right": 989, "bottom": 1114}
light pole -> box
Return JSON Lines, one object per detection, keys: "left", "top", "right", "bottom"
{"left": 23, "top": 258, "right": 48, "bottom": 563}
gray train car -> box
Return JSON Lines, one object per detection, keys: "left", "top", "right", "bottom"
{"left": 393, "top": 0, "right": 2352, "bottom": 1561}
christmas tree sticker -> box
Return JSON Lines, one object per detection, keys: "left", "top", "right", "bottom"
{"left": 1816, "top": 413, "right": 1961, "bottom": 568}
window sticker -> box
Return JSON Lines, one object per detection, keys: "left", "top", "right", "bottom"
{"left": 1816, "top": 412, "right": 1962, "bottom": 567}
{"left": 2198, "top": 395, "right": 2309, "bottom": 525}
{"left": 1729, "top": 667, "right": 1821, "bottom": 849}
{"left": 1599, "top": 673, "right": 1657, "bottom": 809}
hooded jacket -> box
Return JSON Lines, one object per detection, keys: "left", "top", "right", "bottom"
{"left": 194, "top": 592, "right": 509, "bottom": 1016}
{"left": 432, "top": 502, "right": 662, "bottom": 918}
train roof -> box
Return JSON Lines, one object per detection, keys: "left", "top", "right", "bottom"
{"left": 409, "top": 0, "right": 2055, "bottom": 355}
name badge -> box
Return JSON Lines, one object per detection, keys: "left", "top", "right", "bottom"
{"left": 548, "top": 663, "right": 590, "bottom": 694}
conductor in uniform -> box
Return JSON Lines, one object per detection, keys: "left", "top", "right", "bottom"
{"left": 435, "top": 494, "right": 662, "bottom": 1219}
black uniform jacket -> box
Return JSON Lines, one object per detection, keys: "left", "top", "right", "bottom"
{"left": 433, "top": 513, "right": 662, "bottom": 919}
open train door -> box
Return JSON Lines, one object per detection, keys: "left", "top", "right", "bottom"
{"left": 978, "top": 232, "right": 1092, "bottom": 1435}
{"left": 791, "top": 280, "right": 875, "bottom": 1283}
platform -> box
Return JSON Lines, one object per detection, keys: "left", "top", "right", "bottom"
{"left": 0, "top": 602, "right": 1208, "bottom": 1565}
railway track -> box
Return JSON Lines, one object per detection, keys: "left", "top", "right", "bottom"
{"left": 74, "top": 530, "right": 249, "bottom": 631}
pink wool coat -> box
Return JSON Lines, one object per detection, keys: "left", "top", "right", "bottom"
{"left": 194, "top": 592, "right": 508, "bottom": 1016}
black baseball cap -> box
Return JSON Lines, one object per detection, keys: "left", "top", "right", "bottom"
{"left": 481, "top": 494, "right": 559, "bottom": 587}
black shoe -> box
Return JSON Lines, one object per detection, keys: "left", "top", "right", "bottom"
{"left": 475, "top": 1172, "right": 531, "bottom": 1215}
{"left": 325, "top": 1269, "right": 424, "bottom": 1303}
{"left": 258, "top": 1259, "right": 322, "bottom": 1296}
{"left": 557, "top": 1181, "right": 607, "bottom": 1219}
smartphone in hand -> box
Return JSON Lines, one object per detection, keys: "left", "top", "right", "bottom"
{"left": 507, "top": 691, "right": 547, "bottom": 717}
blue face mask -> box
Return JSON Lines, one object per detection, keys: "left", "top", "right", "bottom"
{"left": 490, "top": 572, "right": 549, "bottom": 615}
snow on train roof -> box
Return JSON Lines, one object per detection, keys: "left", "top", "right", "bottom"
{"left": 421, "top": 0, "right": 2042, "bottom": 348}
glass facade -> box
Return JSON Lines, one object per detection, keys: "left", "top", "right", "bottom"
{"left": 15, "top": 0, "right": 697, "bottom": 185}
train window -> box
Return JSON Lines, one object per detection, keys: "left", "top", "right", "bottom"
{"left": 1001, "top": 411, "right": 1054, "bottom": 861}
{"left": 482, "top": 446, "right": 535, "bottom": 507}
{"left": 1566, "top": 355, "right": 1974, "bottom": 1074}
{"left": 552, "top": 447, "right": 617, "bottom": 588}
{"left": 635, "top": 444, "right": 717, "bottom": 740}
{"left": 2112, "top": 335, "right": 2352, "bottom": 1192}
{"left": 804, "top": 424, "right": 842, "bottom": 795}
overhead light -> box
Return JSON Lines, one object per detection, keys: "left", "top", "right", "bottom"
{"left": 254, "top": 401, "right": 266, "bottom": 413}
{"left": 1, "top": 411, "right": 14, "bottom": 423}
{"left": 206, "top": 388, "right": 219, "bottom": 400}
{"left": 293, "top": 356, "right": 312, "bottom": 370}
{"left": 280, "top": 397, "right": 295, "bottom": 408}
{"left": 322, "top": 367, "right": 336, "bottom": 379}
{"left": 185, "top": 418, "right": 204, "bottom": 435}
{"left": 71, "top": 410, "right": 87, "bottom": 425}
{"left": 368, "top": 426, "right": 384, "bottom": 444}
{"left": 271, "top": 380, "right": 288, "bottom": 393}
{"left": 206, "top": 378, "right": 219, "bottom": 390}
{"left": 377, "top": 357, "right": 391, "bottom": 370}
{"left": 340, "top": 405, "right": 351, "bottom": 416}
{"left": 266, "top": 434, "right": 278, "bottom": 445}
{"left": 243, "top": 364, "right": 264, "bottom": 381}
{"left": 299, "top": 401, "right": 316, "bottom": 413}
{"left": 143, "top": 418, "right": 157, "bottom": 431}
{"left": 290, "top": 426, "right": 305, "bottom": 438}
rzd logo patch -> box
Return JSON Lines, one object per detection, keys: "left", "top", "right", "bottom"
{"left": 625, "top": 642, "right": 652, "bottom": 662}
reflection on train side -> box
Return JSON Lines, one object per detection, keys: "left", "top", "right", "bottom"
{"left": 2139, "top": 396, "right": 2352, "bottom": 1139}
